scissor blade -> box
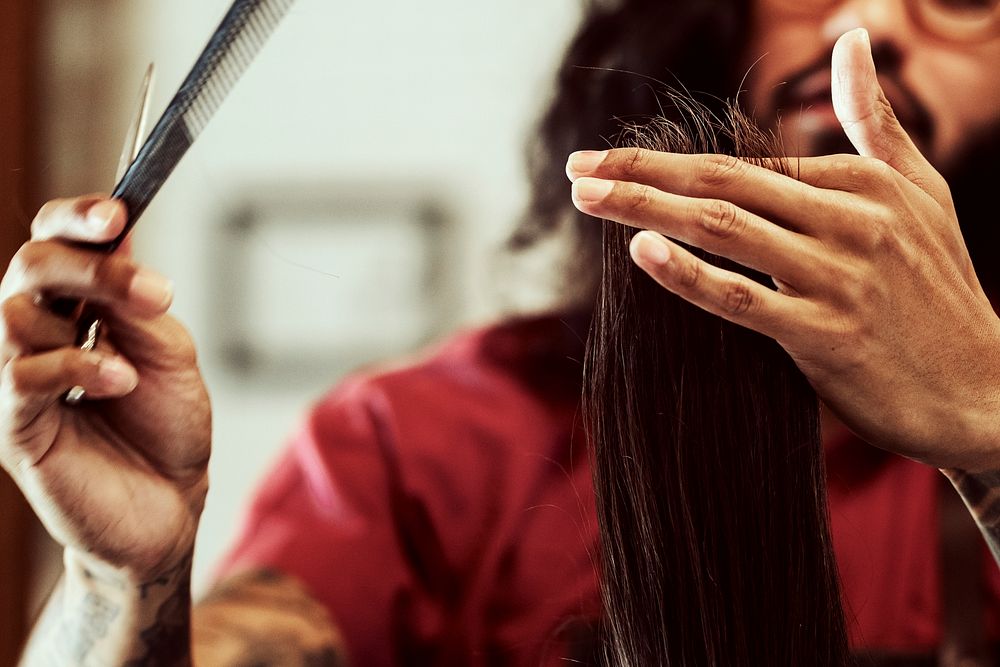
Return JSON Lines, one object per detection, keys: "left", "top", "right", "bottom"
{"left": 115, "top": 63, "right": 156, "bottom": 185}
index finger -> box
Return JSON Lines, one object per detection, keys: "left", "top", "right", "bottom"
{"left": 567, "top": 149, "right": 839, "bottom": 234}
{"left": 31, "top": 196, "right": 128, "bottom": 245}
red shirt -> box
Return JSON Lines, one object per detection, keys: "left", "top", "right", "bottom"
{"left": 221, "top": 316, "right": 1000, "bottom": 665}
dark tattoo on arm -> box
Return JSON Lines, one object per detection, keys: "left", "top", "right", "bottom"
{"left": 122, "top": 558, "right": 193, "bottom": 667}
{"left": 945, "top": 469, "right": 1000, "bottom": 564}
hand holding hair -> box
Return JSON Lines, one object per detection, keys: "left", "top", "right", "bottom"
{"left": 569, "top": 28, "right": 1000, "bottom": 473}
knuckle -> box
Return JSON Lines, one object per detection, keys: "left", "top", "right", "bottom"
{"left": 7, "top": 243, "right": 44, "bottom": 284}
{"left": 92, "top": 256, "right": 135, "bottom": 299}
{"left": 625, "top": 183, "right": 655, "bottom": 213}
{"left": 874, "top": 93, "right": 898, "bottom": 127}
{"left": 677, "top": 256, "right": 702, "bottom": 289}
{"left": 4, "top": 358, "right": 33, "bottom": 394}
{"left": 700, "top": 200, "right": 745, "bottom": 240}
{"left": 29, "top": 200, "right": 60, "bottom": 237}
{"left": 0, "top": 295, "right": 30, "bottom": 339}
{"left": 619, "top": 147, "right": 648, "bottom": 179}
{"left": 722, "top": 279, "right": 756, "bottom": 316}
{"left": 859, "top": 156, "right": 894, "bottom": 184}
{"left": 830, "top": 156, "right": 856, "bottom": 174}
{"left": 827, "top": 156, "right": 866, "bottom": 189}
{"left": 698, "top": 154, "right": 743, "bottom": 189}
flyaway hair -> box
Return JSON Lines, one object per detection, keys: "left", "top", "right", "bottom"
{"left": 583, "top": 93, "right": 853, "bottom": 666}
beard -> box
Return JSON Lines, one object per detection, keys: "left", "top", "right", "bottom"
{"left": 765, "top": 41, "right": 936, "bottom": 157}
{"left": 947, "top": 124, "right": 1000, "bottom": 298}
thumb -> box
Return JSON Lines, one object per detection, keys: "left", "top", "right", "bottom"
{"left": 831, "top": 29, "right": 943, "bottom": 198}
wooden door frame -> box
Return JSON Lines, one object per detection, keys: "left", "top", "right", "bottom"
{"left": 0, "top": 0, "right": 41, "bottom": 662}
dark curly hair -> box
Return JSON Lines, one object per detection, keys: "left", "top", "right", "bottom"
{"left": 508, "top": 0, "right": 753, "bottom": 303}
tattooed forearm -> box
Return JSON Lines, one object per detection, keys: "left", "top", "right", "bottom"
{"left": 65, "top": 592, "right": 122, "bottom": 661}
{"left": 19, "top": 578, "right": 119, "bottom": 665}
{"left": 22, "top": 560, "right": 347, "bottom": 667}
{"left": 19, "top": 554, "right": 194, "bottom": 667}
{"left": 123, "top": 558, "right": 193, "bottom": 667}
{"left": 944, "top": 469, "right": 1000, "bottom": 565}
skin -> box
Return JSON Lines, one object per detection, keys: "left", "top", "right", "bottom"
{"left": 3, "top": 4, "right": 1000, "bottom": 665}
{"left": 566, "top": 30, "right": 1000, "bottom": 538}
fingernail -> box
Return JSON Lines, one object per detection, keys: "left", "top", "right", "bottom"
{"left": 567, "top": 150, "right": 608, "bottom": 177}
{"left": 97, "top": 357, "right": 139, "bottom": 393}
{"left": 129, "top": 269, "right": 174, "bottom": 311}
{"left": 856, "top": 27, "right": 870, "bottom": 47}
{"left": 632, "top": 232, "right": 671, "bottom": 265}
{"left": 86, "top": 200, "right": 118, "bottom": 231}
{"left": 573, "top": 177, "right": 614, "bottom": 203}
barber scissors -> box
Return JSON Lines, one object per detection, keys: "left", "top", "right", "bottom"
{"left": 59, "top": 0, "right": 295, "bottom": 403}
{"left": 64, "top": 64, "right": 156, "bottom": 404}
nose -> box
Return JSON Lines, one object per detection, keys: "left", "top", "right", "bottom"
{"left": 820, "top": 0, "right": 917, "bottom": 45}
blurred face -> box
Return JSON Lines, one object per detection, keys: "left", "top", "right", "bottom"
{"left": 745, "top": 0, "right": 1000, "bottom": 173}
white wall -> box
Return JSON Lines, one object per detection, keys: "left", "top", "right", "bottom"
{"left": 86, "top": 0, "right": 584, "bottom": 591}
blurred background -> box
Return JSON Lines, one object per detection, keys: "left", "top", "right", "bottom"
{"left": 0, "top": 0, "right": 582, "bottom": 659}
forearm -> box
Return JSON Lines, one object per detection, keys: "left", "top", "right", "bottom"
{"left": 20, "top": 550, "right": 193, "bottom": 667}
{"left": 943, "top": 468, "right": 1000, "bottom": 565}
{"left": 21, "top": 558, "right": 347, "bottom": 667}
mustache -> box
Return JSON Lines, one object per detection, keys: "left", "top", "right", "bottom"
{"left": 769, "top": 47, "right": 935, "bottom": 148}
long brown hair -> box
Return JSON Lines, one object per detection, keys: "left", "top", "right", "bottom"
{"left": 582, "top": 94, "right": 852, "bottom": 666}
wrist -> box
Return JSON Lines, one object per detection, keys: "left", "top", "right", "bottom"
{"left": 64, "top": 547, "right": 192, "bottom": 594}
{"left": 64, "top": 515, "right": 200, "bottom": 583}
{"left": 965, "top": 358, "right": 1000, "bottom": 474}
{"left": 51, "top": 549, "right": 193, "bottom": 665}
{"left": 63, "top": 547, "right": 193, "bottom": 628}
{"left": 942, "top": 318, "right": 1000, "bottom": 474}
